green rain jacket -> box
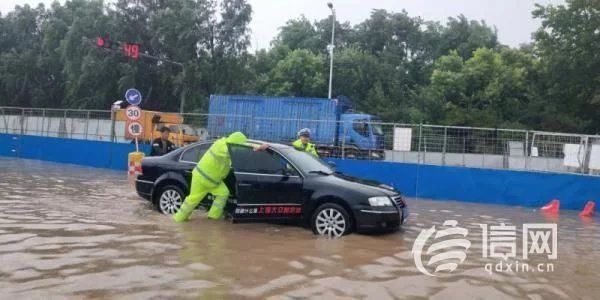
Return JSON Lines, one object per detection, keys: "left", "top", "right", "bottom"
{"left": 195, "top": 132, "right": 247, "bottom": 186}
{"left": 293, "top": 139, "right": 318, "bottom": 157}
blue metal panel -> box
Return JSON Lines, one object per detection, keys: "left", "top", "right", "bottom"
{"left": 328, "top": 158, "right": 600, "bottom": 210}
{"left": 0, "top": 134, "right": 20, "bottom": 157}
{"left": 208, "top": 95, "right": 338, "bottom": 145}
{"left": 0, "top": 133, "right": 150, "bottom": 170}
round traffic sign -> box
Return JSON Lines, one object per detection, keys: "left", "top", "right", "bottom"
{"left": 127, "top": 121, "right": 143, "bottom": 137}
{"left": 125, "top": 106, "right": 141, "bottom": 121}
{"left": 125, "top": 88, "right": 142, "bottom": 106}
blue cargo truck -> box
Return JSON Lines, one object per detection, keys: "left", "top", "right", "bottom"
{"left": 207, "top": 95, "right": 385, "bottom": 159}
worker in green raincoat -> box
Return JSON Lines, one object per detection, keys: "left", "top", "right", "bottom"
{"left": 173, "top": 131, "right": 269, "bottom": 222}
{"left": 292, "top": 128, "right": 318, "bottom": 157}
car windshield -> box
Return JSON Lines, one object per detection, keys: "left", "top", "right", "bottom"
{"left": 281, "top": 148, "right": 333, "bottom": 175}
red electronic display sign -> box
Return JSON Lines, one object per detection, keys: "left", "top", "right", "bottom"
{"left": 96, "top": 37, "right": 140, "bottom": 60}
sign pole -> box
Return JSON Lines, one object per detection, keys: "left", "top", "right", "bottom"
{"left": 124, "top": 87, "right": 144, "bottom": 182}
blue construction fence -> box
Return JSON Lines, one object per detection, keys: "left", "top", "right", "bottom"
{"left": 328, "top": 158, "right": 600, "bottom": 210}
{"left": 1, "top": 133, "right": 598, "bottom": 210}
{"left": 0, "top": 133, "right": 150, "bottom": 170}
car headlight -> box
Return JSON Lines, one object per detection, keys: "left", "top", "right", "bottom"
{"left": 368, "top": 196, "right": 393, "bottom": 206}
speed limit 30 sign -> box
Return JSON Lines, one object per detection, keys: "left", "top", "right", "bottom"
{"left": 127, "top": 121, "right": 143, "bottom": 137}
{"left": 125, "top": 106, "right": 141, "bottom": 121}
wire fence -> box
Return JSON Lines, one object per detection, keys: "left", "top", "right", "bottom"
{"left": 2, "top": 106, "right": 600, "bottom": 176}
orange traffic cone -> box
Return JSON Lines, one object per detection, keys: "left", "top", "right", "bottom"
{"left": 579, "top": 201, "right": 595, "bottom": 217}
{"left": 540, "top": 199, "right": 560, "bottom": 214}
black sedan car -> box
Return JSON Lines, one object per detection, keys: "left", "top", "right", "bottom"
{"left": 135, "top": 141, "right": 408, "bottom": 237}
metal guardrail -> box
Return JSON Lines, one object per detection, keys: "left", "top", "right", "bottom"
{"left": 1, "top": 107, "right": 599, "bottom": 176}
{"left": 0, "top": 107, "right": 124, "bottom": 142}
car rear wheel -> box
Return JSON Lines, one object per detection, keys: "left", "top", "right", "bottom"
{"left": 311, "top": 203, "right": 352, "bottom": 238}
{"left": 155, "top": 185, "right": 185, "bottom": 215}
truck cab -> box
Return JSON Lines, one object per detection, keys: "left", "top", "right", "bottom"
{"left": 338, "top": 113, "right": 385, "bottom": 159}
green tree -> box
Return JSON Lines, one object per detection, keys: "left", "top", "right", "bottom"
{"left": 272, "top": 16, "right": 320, "bottom": 52}
{"left": 438, "top": 15, "right": 499, "bottom": 59}
{"left": 250, "top": 45, "right": 291, "bottom": 94}
{"left": 532, "top": 0, "right": 600, "bottom": 133}
{"left": 332, "top": 47, "right": 381, "bottom": 109}
{"left": 272, "top": 15, "right": 351, "bottom": 55}
{"left": 212, "top": 0, "right": 253, "bottom": 94}
{"left": 427, "top": 48, "right": 538, "bottom": 128}
{"left": 265, "top": 49, "right": 326, "bottom": 97}
{"left": 0, "top": 4, "right": 48, "bottom": 107}
{"left": 60, "top": 0, "right": 119, "bottom": 109}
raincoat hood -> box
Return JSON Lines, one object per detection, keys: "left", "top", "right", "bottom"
{"left": 226, "top": 131, "right": 247, "bottom": 145}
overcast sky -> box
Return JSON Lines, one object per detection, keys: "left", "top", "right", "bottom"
{"left": 1, "top": 0, "right": 565, "bottom": 49}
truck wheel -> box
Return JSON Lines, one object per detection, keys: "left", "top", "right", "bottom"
{"left": 311, "top": 203, "right": 352, "bottom": 238}
{"left": 154, "top": 185, "right": 185, "bottom": 215}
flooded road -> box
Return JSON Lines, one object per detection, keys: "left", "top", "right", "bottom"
{"left": 0, "top": 158, "right": 599, "bottom": 299}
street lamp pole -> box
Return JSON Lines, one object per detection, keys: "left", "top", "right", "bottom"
{"left": 174, "top": 62, "right": 185, "bottom": 114}
{"left": 327, "top": 2, "right": 335, "bottom": 99}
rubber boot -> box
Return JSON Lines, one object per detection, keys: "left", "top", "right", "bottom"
{"left": 173, "top": 202, "right": 195, "bottom": 223}
{"left": 207, "top": 196, "right": 226, "bottom": 220}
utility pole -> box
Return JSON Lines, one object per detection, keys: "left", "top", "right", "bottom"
{"left": 327, "top": 2, "right": 335, "bottom": 99}
{"left": 179, "top": 84, "right": 186, "bottom": 114}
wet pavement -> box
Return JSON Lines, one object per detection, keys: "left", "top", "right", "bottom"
{"left": 0, "top": 158, "right": 599, "bottom": 299}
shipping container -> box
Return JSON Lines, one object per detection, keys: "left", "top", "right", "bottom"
{"left": 208, "top": 95, "right": 339, "bottom": 145}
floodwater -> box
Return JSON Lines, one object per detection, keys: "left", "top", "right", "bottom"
{"left": 0, "top": 158, "right": 599, "bottom": 299}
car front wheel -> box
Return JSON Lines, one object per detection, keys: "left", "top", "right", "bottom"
{"left": 155, "top": 185, "right": 185, "bottom": 215}
{"left": 311, "top": 203, "right": 352, "bottom": 238}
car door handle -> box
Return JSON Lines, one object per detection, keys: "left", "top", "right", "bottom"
{"left": 238, "top": 183, "right": 252, "bottom": 187}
